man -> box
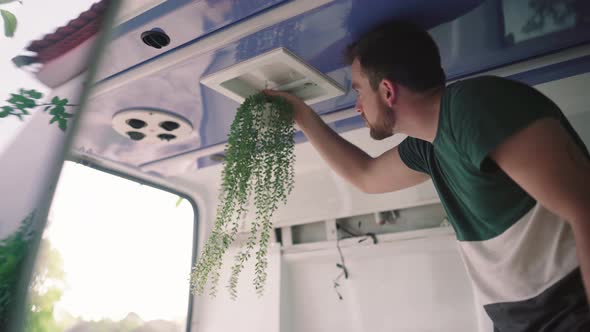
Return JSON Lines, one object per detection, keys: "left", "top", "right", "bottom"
{"left": 265, "top": 21, "right": 590, "bottom": 330}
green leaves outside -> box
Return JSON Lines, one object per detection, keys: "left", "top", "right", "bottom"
{"left": 46, "top": 97, "right": 73, "bottom": 132}
{"left": 0, "top": 212, "right": 35, "bottom": 327}
{"left": 175, "top": 197, "right": 184, "bottom": 207}
{"left": 1, "top": 9, "right": 17, "bottom": 37}
{"left": 0, "top": 106, "right": 12, "bottom": 118}
{"left": 1, "top": 89, "right": 75, "bottom": 132}
{"left": 2, "top": 89, "right": 42, "bottom": 120}
{"left": 22, "top": 89, "right": 42, "bottom": 99}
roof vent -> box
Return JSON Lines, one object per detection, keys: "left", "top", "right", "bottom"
{"left": 141, "top": 29, "right": 170, "bottom": 49}
{"left": 201, "top": 48, "right": 345, "bottom": 105}
{"left": 112, "top": 109, "right": 192, "bottom": 143}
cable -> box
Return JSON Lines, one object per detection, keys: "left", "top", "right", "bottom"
{"left": 332, "top": 222, "right": 378, "bottom": 300}
{"left": 333, "top": 233, "right": 348, "bottom": 300}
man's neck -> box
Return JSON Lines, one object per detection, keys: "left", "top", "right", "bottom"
{"left": 401, "top": 86, "right": 444, "bottom": 143}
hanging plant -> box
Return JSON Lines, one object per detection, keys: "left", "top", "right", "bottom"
{"left": 190, "top": 92, "right": 295, "bottom": 299}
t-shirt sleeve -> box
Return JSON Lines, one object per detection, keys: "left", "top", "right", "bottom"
{"left": 450, "top": 76, "right": 560, "bottom": 171}
{"left": 398, "top": 137, "right": 433, "bottom": 174}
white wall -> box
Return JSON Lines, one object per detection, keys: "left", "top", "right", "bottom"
{"left": 192, "top": 244, "right": 282, "bottom": 332}
{"left": 281, "top": 230, "right": 477, "bottom": 332}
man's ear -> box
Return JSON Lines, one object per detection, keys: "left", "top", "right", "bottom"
{"left": 379, "top": 79, "right": 396, "bottom": 108}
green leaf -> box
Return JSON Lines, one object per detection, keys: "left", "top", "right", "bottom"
{"left": 51, "top": 97, "right": 68, "bottom": 107}
{"left": 0, "top": 106, "right": 11, "bottom": 118}
{"left": 11, "top": 55, "right": 37, "bottom": 68}
{"left": 49, "top": 106, "right": 64, "bottom": 116}
{"left": 58, "top": 119, "right": 67, "bottom": 132}
{"left": 176, "top": 197, "right": 184, "bottom": 207}
{"left": 23, "top": 89, "right": 42, "bottom": 99}
{"left": 1, "top": 9, "right": 17, "bottom": 38}
{"left": 8, "top": 93, "right": 35, "bottom": 108}
{"left": 0, "top": 0, "right": 20, "bottom": 4}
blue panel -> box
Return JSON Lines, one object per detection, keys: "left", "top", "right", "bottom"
{"left": 508, "top": 55, "right": 590, "bottom": 86}
{"left": 434, "top": 0, "right": 590, "bottom": 79}
{"left": 199, "top": 0, "right": 484, "bottom": 76}
{"left": 112, "top": 0, "right": 194, "bottom": 37}
{"left": 96, "top": 0, "right": 291, "bottom": 81}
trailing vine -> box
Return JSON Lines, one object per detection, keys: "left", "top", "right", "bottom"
{"left": 190, "top": 92, "right": 295, "bottom": 299}
{"left": 1, "top": 89, "right": 76, "bottom": 132}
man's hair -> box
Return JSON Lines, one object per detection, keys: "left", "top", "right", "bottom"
{"left": 345, "top": 21, "right": 446, "bottom": 92}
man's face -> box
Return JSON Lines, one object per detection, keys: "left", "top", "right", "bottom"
{"left": 351, "top": 59, "right": 395, "bottom": 140}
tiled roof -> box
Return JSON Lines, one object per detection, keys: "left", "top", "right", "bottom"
{"left": 26, "top": 0, "right": 110, "bottom": 64}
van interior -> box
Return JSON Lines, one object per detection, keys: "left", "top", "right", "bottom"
{"left": 2, "top": 0, "right": 590, "bottom": 331}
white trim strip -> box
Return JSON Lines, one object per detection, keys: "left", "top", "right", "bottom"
{"left": 114, "top": 0, "right": 169, "bottom": 25}
{"left": 281, "top": 226, "right": 454, "bottom": 255}
{"left": 448, "top": 43, "right": 590, "bottom": 83}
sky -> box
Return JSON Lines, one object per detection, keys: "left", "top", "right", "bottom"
{"left": 0, "top": 0, "right": 195, "bottom": 323}
{"left": 48, "top": 161, "right": 194, "bottom": 322}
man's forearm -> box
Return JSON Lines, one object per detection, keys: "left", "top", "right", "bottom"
{"left": 297, "top": 108, "right": 373, "bottom": 189}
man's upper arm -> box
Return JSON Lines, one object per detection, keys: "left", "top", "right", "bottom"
{"left": 451, "top": 77, "right": 560, "bottom": 170}
{"left": 490, "top": 117, "right": 590, "bottom": 224}
{"left": 361, "top": 146, "right": 430, "bottom": 194}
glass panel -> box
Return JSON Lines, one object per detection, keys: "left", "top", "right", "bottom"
{"left": 26, "top": 161, "right": 194, "bottom": 331}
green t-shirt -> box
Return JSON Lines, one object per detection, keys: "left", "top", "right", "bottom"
{"left": 399, "top": 76, "right": 589, "bottom": 242}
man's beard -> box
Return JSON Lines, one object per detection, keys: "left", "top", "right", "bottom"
{"left": 368, "top": 106, "right": 395, "bottom": 140}
{"left": 369, "top": 127, "right": 392, "bottom": 140}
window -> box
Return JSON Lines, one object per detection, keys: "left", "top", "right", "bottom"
{"left": 27, "top": 161, "right": 195, "bottom": 331}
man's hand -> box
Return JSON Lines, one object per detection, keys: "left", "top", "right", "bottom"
{"left": 262, "top": 89, "right": 311, "bottom": 125}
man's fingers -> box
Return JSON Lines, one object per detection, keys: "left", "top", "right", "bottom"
{"left": 262, "top": 89, "right": 279, "bottom": 96}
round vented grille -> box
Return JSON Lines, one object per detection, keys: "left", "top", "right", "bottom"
{"left": 141, "top": 29, "right": 170, "bottom": 49}
{"left": 112, "top": 109, "right": 192, "bottom": 143}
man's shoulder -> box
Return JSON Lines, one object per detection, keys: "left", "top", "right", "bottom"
{"left": 440, "top": 76, "right": 531, "bottom": 144}
{"left": 446, "top": 75, "right": 539, "bottom": 110}
{"left": 448, "top": 75, "right": 514, "bottom": 94}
